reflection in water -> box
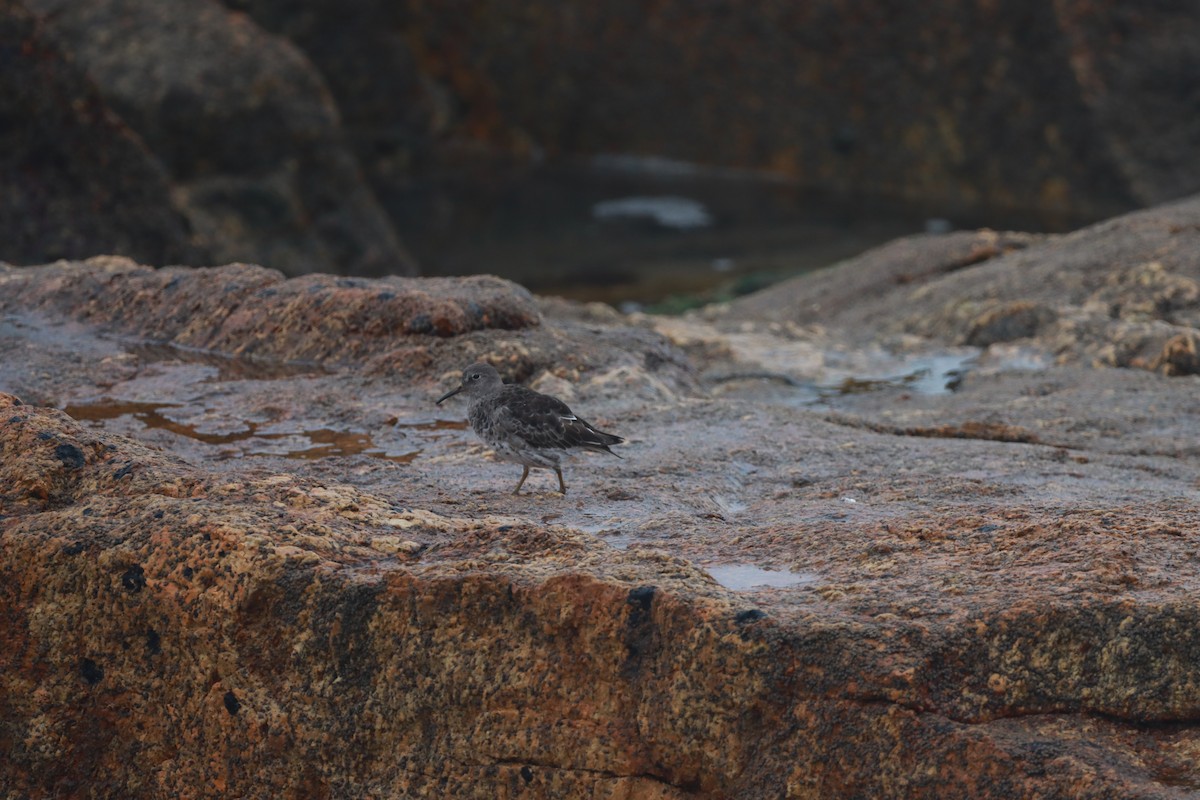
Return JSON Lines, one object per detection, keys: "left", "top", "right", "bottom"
{"left": 386, "top": 159, "right": 925, "bottom": 307}
{"left": 382, "top": 156, "right": 1078, "bottom": 308}
{"left": 63, "top": 401, "right": 422, "bottom": 462}
{"left": 709, "top": 351, "right": 980, "bottom": 406}
{"left": 592, "top": 196, "right": 713, "bottom": 229}
{"left": 267, "top": 430, "right": 418, "bottom": 462}
{"left": 826, "top": 352, "right": 978, "bottom": 398}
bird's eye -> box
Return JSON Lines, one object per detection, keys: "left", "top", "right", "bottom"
{"left": 471, "top": 373, "right": 480, "bottom": 380}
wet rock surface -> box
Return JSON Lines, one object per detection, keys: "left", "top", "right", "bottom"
{"left": 0, "top": 258, "right": 692, "bottom": 398}
{"left": 4, "top": 199, "right": 1200, "bottom": 798}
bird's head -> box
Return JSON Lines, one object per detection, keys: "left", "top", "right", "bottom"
{"left": 436, "top": 362, "right": 503, "bottom": 404}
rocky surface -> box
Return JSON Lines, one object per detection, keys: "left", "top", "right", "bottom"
{"left": 717, "top": 194, "right": 1200, "bottom": 380}
{"left": 0, "top": 257, "right": 691, "bottom": 403}
{"left": 4, "top": 198, "right": 1200, "bottom": 797}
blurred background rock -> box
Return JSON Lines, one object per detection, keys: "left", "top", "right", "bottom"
{"left": 4, "top": 0, "right": 1199, "bottom": 305}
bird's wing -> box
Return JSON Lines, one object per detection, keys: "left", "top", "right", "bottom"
{"left": 496, "top": 388, "right": 622, "bottom": 451}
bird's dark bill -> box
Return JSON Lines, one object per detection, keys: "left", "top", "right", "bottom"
{"left": 436, "top": 385, "right": 464, "bottom": 405}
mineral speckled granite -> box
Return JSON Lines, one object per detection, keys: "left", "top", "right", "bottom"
{"left": 5, "top": 197, "right": 1200, "bottom": 798}
{"left": 5, "top": 395, "right": 1199, "bottom": 799}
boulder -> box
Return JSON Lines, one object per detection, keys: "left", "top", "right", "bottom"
{"left": 4, "top": 376, "right": 1200, "bottom": 798}
{"left": 5, "top": 209, "right": 1200, "bottom": 794}
{"left": 22, "top": 0, "right": 415, "bottom": 276}
{"left": 228, "top": 0, "right": 1198, "bottom": 219}
{"left": 725, "top": 194, "right": 1200, "bottom": 377}
{"left": 0, "top": 0, "right": 194, "bottom": 265}
{"left": 0, "top": 257, "right": 695, "bottom": 406}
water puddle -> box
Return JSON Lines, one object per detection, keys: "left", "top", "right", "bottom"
{"left": 63, "top": 400, "right": 419, "bottom": 461}
{"left": 705, "top": 564, "right": 818, "bottom": 591}
{"left": 709, "top": 350, "right": 979, "bottom": 406}
{"left": 821, "top": 352, "right": 977, "bottom": 399}
{"left": 392, "top": 157, "right": 959, "bottom": 307}
{"left": 251, "top": 430, "right": 419, "bottom": 462}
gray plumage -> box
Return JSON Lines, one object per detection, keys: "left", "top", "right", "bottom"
{"left": 436, "top": 363, "right": 623, "bottom": 494}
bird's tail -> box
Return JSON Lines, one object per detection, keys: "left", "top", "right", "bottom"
{"left": 580, "top": 425, "right": 624, "bottom": 457}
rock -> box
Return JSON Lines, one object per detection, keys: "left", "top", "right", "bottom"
{"left": 0, "top": 395, "right": 745, "bottom": 797}
{"left": 10, "top": 0, "right": 1200, "bottom": 276}
{"left": 226, "top": 1, "right": 1197, "bottom": 218}
{"left": 6, "top": 375, "right": 1200, "bottom": 797}
{"left": 1, "top": 257, "right": 538, "bottom": 362}
{"left": 22, "top": 0, "right": 415, "bottom": 277}
{"left": 6, "top": 200, "right": 1200, "bottom": 796}
{"left": 4, "top": 350, "right": 1200, "bottom": 798}
{"left": 1149, "top": 331, "right": 1200, "bottom": 377}
{"left": 0, "top": 257, "right": 696, "bottom": 405}
{"left": 964, "top": 301, "right": 1058, "bottom": 348}
{"left": 214, "top": 0, "right": 444, "bottom": 165}
{"left": 0, "top": 0, "right": 195, "bottom": 265}
{"left": 8, "top": 0, "right": 1200, "bottom": 269}
{"left": 727, "top": 194, "right": 1200, "bottom": 377}
{"left": 727, "top": 230, "right": 1046, "bottom": 329}
{"left": 1056, "top": 1, "right": 1200, "bottom": 207}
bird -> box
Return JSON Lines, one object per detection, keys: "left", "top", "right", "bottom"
{"left": 436, "top": 362, "right": 623, "bottom": 495}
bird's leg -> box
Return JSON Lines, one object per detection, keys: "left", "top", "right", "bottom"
{"left": 513, "top": 465, "right": 530, "bottom": 495}
{"left": 555, "top": 467, "right": 567, "bottom": 495}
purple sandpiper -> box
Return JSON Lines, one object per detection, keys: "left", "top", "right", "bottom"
{"left": 436, "top": 363, "right": 623, "bottom": 494}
